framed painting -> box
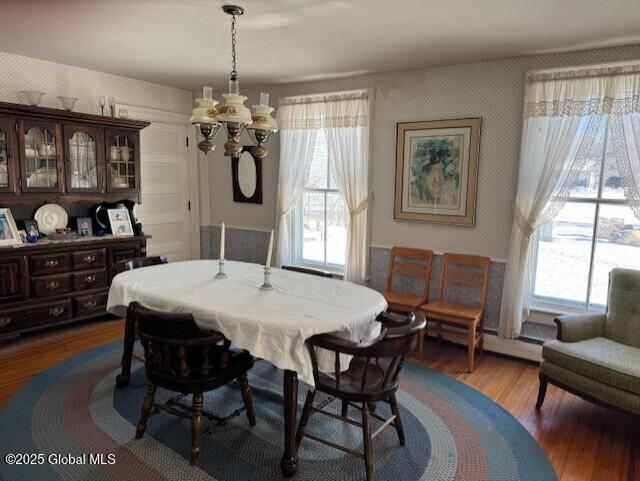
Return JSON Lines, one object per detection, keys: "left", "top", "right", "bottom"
{"left": 394, "top": 118, "right": 481, "bottom": 225}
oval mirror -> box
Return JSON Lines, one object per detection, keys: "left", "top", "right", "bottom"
{"left": 238, "top": 151, "right": 257, "bottom": 198}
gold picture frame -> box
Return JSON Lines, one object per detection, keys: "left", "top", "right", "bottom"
{"left": 394, "top": 117, "right": 481, "bottom": 225}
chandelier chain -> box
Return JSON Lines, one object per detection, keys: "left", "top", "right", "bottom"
{"left": 230, "top": 13, "right": 237, "bottom": 79}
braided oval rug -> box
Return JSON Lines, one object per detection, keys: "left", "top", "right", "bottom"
{"left": 0, "top": 341, "right": 556, "bottom": 481}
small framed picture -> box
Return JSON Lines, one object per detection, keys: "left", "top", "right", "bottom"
{"left": 76, "top": 217, "right": 93, "bottom": 237}
{"left": 24, "top": 219, "right": 40, "bottom": 239}
{"left": 0, "top": 208, "right": 22, "bottom": 247}
{"left": 107, "top": 208, "right": 134, "bottom": 237}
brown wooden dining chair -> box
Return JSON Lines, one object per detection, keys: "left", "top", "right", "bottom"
{"left": 296, "top": 311, "right": 426, "bottom": 481}
{"left": 116, "top": 255, "right": 169, "bottom": 387}
{"left": 382, "top": 247, "right": 433, "bottom": 356}
{"left": 383, "top": 247, "right": 434, "bottom": 313}
{"left": 420, "top": 253, "right": 490, "bottom": 371}
{"left": 129, "top": 302, "right": 256, "bottom": 465}
{"left": 125, "top": 255, "right": 168, "bottom": 271}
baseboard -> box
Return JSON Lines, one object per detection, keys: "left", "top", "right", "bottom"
{"left": 426, "top": 331, "right": 542, "bottom": 363}
{"left": 483, "top": 334, "right": 542, "bottom": 363}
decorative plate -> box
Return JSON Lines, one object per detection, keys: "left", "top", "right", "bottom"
{"left": 34, "top": 203, "right": 69, "bottom": 236}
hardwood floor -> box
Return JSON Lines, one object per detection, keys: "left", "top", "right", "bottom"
{"left": 0, "top": 319, "right": 638, "bottom": 481}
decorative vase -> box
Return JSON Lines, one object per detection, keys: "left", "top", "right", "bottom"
{"left": 57, "top": 96, "right": 79, "bottom": 112}
{"left": 22, "top": 90, "right": 45, "bottom": 106}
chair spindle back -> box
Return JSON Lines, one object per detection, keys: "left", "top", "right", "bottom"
{"left": 307, "top": 311, "right": 426, "bottom": 393}
{"left": 128, "top": 302, "right": 230, "bottom": 380}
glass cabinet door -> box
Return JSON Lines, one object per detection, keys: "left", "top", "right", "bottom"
{"left": 64, "top": 125, "right": 103, "bottom": 193}
{"left": 0, "top": 118, "right": 16, "bottom": 193}
{"left": 106, "top": 129, "right": 138, "bottom": 192}
{"left": 19, "top": 120, "right": 62, "bottom": 192}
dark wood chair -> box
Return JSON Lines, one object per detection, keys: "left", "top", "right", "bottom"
{"left": 116, "top": 255, "right": 169, "bottom": 387}
{"left": 281, "top": 265, "right": 334, "bottom": 278}
{"left": 124, "top": 255, "right": 168, "bottom": 271}
{"left": 296, "top": 311, "right": 426, "bottom": 481}
{"left": 420, "top": 253, "right": 490, "bottom": 371}
{"left": 129, "top": 302, "right": 256, "bottom": 465}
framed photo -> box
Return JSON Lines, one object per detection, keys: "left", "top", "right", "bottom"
{"left": 394, "top": 118, "right": 481, "bottom": 225}
{"left": 107, "top": 208, "right": 134, "bottom": 237}
{"left": 24, "top": 219, "right": 40, "bottom": 238}
{"left": 76, "top": 217, "right": 93, "bottom": 237}
{"left": 0, "top": 208, "right": 22, "bottom": 246}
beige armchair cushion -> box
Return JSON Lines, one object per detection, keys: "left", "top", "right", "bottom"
{"left": 543, "top": 337, "right": 640, "bottom": 395}
{"left": 606, "top": 268, "right": 640, "bottom": 348}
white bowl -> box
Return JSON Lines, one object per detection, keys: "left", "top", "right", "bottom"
{"left": 57, "top": 96, "right": 79, "bottom": 111}
{"left": 22, "top": 90, "right": 46, "bottom": 106}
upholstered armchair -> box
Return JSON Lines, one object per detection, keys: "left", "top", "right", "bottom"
{"left": 536, "top": 268, "right": 640, "bottom": 417}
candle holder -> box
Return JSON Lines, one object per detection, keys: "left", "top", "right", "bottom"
{"left": 215, "top": 259, "right": 227, "bottom": 279}
{"left": 260, "top": 266, "right": 273, "bottom": 290}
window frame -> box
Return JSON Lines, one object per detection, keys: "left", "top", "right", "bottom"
{"left": 293, "top": 131, "right": 347, "bottom": 274}
{"left": 531, "top": 120, "right": 632, "bottom": 313}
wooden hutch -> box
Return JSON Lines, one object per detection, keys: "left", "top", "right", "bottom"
{"left": 0, "top": 101, "right": 150, "bottom": 341}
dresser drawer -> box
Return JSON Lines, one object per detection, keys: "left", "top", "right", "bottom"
{"left": 73, "top": 269, "right": 107, "bottom": 291}
{"left": 73, "top": 248, "right": 106, "bottom": 270}
{"left": 31, "top": 253, "right": 72, "bottom": 275}
{"left": 0, "top": 300, "right": 72, "bottom": 333}
{"left": 75, "top": 293, "right": 108, "bottom": 316}
{"left": 32, "top": 274, "right": 72, "bottom": 298}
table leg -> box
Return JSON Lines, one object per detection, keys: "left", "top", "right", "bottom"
{"left": 116, "top": 315, "right": 136, "bottom": 387}
{"left": 281, "top": 369, "right": 298, "bottom": 478}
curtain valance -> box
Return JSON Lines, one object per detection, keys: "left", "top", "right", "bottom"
{"left": 525, "top": 63, "right": 640, "bottom": 118}
{"left": 277, "top": 90, "right": 369, "bottom": 129}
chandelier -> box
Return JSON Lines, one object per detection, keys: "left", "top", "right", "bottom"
{"left": 191, "top": 5, "right": 278, "bottom": 158}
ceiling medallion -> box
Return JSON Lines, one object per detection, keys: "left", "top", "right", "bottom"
{"left": 190, "top": 5, "right": 278, "bottom": 158}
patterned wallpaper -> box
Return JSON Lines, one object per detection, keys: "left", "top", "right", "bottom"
{"left": 0, "top": 51, "right": 193, "bottom": 115}
{"left": 205, "top": 44, "right": 640, "bottom": 261}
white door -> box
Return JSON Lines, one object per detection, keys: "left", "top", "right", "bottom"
{"left": 120, "top": 105, "right": 197, "bottom": 262}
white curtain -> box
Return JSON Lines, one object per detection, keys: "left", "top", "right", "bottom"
{"left": 274, "top": 127, "right": 316, "bottom": 268}
{"left": 612, "top": 114, "right": 640, "bottom": 219}
{"left": 499, "top": 62, "right": 640, "bottom": 338}
{"left": 326, "top": 96, "right": 371, "bottom": 283}
{"left": 275, "top": 90, "right": 372, "bottom": 280}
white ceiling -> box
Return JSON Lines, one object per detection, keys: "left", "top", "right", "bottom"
{"left": 1, "top": 0, "right": 640, "bottom": 91}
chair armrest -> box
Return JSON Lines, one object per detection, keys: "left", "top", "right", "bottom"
{"left": 554, "top": 313, "right": 606, "bottom": 342}
{"left": 308, "top": 332, "right": 385, "bottom": 356}
{"left": 376, "top": 311, "right": 412, "bottom": 327}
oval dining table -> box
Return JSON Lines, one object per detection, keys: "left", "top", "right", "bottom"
{"left": 107, "top": 259, "right": 387, "bottom": 477}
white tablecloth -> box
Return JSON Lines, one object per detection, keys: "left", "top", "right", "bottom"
{"left": 107, "top": 260, "right": 387, "bottom": 385}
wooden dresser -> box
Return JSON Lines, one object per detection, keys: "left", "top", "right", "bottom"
{"left": 0, "top": 236, "right": 147, "bottom": 341}
{"left": 0, "top": 101, "right": 150, "bottom": 342}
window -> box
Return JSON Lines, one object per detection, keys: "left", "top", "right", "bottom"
{"left": 295, "top": 129, "right": 348, "bottom": 271}
{"left": 533, "top": 118, "right": 640, "bottom": 310}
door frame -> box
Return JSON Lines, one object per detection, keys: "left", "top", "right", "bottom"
{"left": 115, "top": 104, "right": 200, "bottom": 260}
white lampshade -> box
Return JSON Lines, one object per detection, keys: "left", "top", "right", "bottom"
{"left": 215, "top": 93, "right": 253, "bottom": 125}
{"left": 250, "top": 104, "right": 278, "bottom": 132}
{"left": 191, "top": 97, "right": 219, "bottom": 126}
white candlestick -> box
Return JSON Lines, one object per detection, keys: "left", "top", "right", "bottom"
{"left": 266, "top": 230, "right": 274, "bottom": 268}
{"left": 220, "top": 223, "right": 225, "bottom": 261}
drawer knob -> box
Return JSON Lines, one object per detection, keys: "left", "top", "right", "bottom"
{"left": 83, "top": 300, "right": 97, "bottom": 310}
{"left": 83, "top": 255, "right": 96, "bottom": 263}
{"left": 0, "top": 317, "right": 11, "bottom": 328}
{"left": 46, "top": 280, "right": 60, "bottom": 290}
{"left": 85, "top": 275, "right": 96, "bottom": 283}
{"left": 49, "top": 307, "right": 65, "bottom": 318}
{"left": 45, "top": 259, "right": 59, "bottom": 268}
